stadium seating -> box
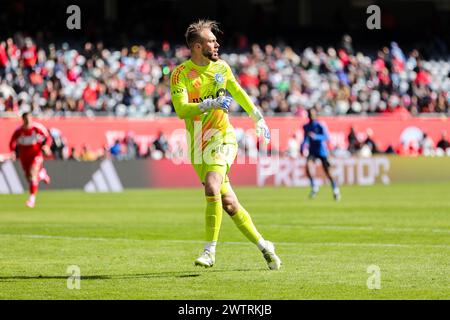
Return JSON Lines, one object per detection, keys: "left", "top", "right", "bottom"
{"left": 0, "top": 35, "right": 448, "bottom": 117}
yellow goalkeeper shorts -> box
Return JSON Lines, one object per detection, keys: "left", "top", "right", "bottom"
{"left": 193, "top": 143, "right": 238, "bottom": 184}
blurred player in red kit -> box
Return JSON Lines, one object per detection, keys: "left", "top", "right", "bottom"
{"left": 9, "top": 112, "right": 52, "bottom": 208}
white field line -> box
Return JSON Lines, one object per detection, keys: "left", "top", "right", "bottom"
{"left": 263, "top": 224, "right": 450, "bottom": 234}
{"left": 0, "top": 233, "right": 449, "bottom": 249}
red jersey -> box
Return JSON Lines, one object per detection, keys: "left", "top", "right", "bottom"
{"left": 415, "top": 70, "right": 431, "bottom": 86}
{"left": 0, "top": 43, "right": 8, "bottom": 67}
{"left": 83, "top": 84, "right": 99, "bottom": 106}
{"left": 9, "top": 122, "right": 51, "bottom": 159}
{"left": 22, "top": 45, "right": 38, "bottom": 68}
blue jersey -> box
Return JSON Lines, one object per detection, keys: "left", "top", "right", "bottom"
{"left": 300, "top": 120, "right": 330, "bottom": 157}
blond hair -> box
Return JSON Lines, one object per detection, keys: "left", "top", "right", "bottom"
{"left": 185, "top": 19, "right": 221, "bottom": 48}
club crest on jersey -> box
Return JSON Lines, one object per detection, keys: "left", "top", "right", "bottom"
{"left": 214, "top": 73, "right": 224, "bottom": 84}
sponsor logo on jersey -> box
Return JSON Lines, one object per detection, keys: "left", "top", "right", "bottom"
{"left": 172, "top": 88, "right": 184, "bottom": 95}
{"left": 191, "top": 89, "right": 226, "bottom": 103}
{"left": 17, "top": 132, "right": 44, "bottom": 146}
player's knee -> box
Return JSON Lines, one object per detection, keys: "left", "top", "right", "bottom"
{"left": 26, "top": 173, "right": 33, "bottom": 182}
{"left": 204, "top": 174, "right": 222, "bottom": 196}
{"left": 222, "top": 198, "right": 239, "bottom": 215}
{"left": 305, "top": 163, "right": 312, "bottom": 175}
{"left": 223, "top": 202, "right": 239, "bottom": 216}
{"left": 205, "top": 185, "right": 220, "bottom": 196}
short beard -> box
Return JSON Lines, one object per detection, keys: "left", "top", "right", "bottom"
{"left": 202, "top": 49, "right": 218, "bottom": 62}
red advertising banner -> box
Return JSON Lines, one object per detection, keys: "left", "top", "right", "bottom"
{"left": 1, "top": 115, "right": 449, "bottom": 156}
{"left": 144, "top": 159, "right": 257, "bottom": 188}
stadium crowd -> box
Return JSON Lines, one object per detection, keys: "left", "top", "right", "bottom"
{"left": 47, "top": 126, "right": 450, "bottom": 162}
{"left": 343, "top": 127, "right": 450, "bottom": 157}
{"left": 0, "top": 34, "right": 449, "bottom": 117}
{"left": 46, "top": 129, "right": 175, "bottom": 162}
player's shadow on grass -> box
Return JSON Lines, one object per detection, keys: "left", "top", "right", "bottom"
{"left": 0, "top": 268, "right": 259, "bottom": 282}
{"left": 0, "top": 272, "right": 201, "bottom": 282}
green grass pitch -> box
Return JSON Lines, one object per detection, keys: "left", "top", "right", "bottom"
{"left": 0, "top": 183, "right": 449, "bottom": 300}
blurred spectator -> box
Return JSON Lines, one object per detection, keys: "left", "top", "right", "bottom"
{"left": 362, "top": 128, "right": 378, "bottom": 154}
{"left": 419, "top": 132, "right": 434, "bottom": 156}
{"left": 124, "top": 132, "right": 139, "bottom": 160}
{"left": 359, "top": 143, "right": 373, "bottom": 158}
{"left": 436, "top": 131, "right": 450, "bottom": 152}
{"left": 396, "top": 140, "right": 420, "bottom": 156}
{"left": 80, "top": 144, "right": 98, "bottom": 161}
{"left": 0, "top": 41, "right": 8, "bottom": 79}
{"left": 340, "top": 34, "right": 354, "bottom": 55}
{"left": 109, "top": 139, "right": 123, "bottom": 160}
{"left": 49, "top": 128, "right": 67, "bottom": 160}
{"left": 0, "top": 80, "right": 16, "bottom": 99}
{"left": 21, "top": 37, "right": 37, "bottom": 77}
{"left": 384, "top": 145, "right": 396, "bottom": 154}
{"left": 68, "top": 147, "right": 79, "bottom": 161}
{"left": 347, "top": 126, "right": 360, "bottom": 154}
{"left": 153, "top": 131, "right": 170, "bottom": 158}
{"left": 285, "top": 133, "right": 300, "bottom": 158}
{"left": 169, "top": 140, "right": 185, "bottom": 160}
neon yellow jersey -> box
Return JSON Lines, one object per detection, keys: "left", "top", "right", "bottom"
{"left": 170, "top": 59, "right": 260, "bottom": 162}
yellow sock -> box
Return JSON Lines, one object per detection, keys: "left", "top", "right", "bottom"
{"left": 205, "top": 195, "right": 223, "bottom": 242}
{"left": 231, "top": 205, "right": 262, "bottom": 244}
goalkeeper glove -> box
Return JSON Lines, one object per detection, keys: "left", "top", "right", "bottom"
{"left": 198, "top": 96, "right": 233, "bottom": 113}
{"left": 214, "top": 96, "right": 233, "bottom": 113}
{"left": 255, "top": 119, "right": 271, "bottom": 145}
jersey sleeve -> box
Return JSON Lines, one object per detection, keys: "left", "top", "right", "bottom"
{"left": 9, "top": 128, "right": 20, "bottom": 151}
{"left": 314, "top": 123, "right": 329, "bottom": 142}
{"left": 224, "top": 61, "right": 263, "bottom": 123}
{"left": 300, "top": 125, "right": 309, "bottom": 153}
{"left": 170, "top": 66, "right": 205, "bottom": 120}
{"left": 34, "top": 123, "right": 52, "bottom": 147}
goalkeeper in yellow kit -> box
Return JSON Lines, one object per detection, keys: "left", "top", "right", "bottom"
{"left": 170, "top": 20, "right": 281, "bottom": 270}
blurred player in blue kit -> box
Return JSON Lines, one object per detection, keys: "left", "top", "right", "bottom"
{"left": 301, "top": 108, "right": 341, "bottom": 201}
